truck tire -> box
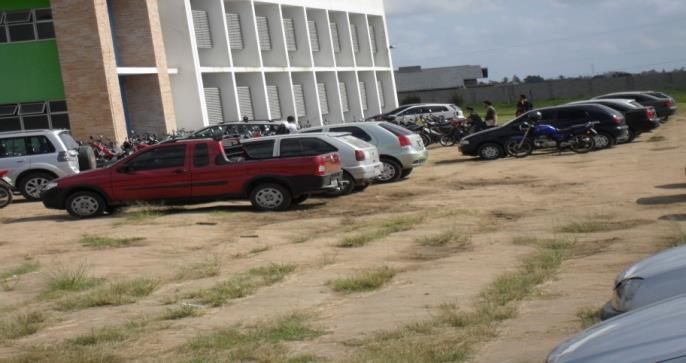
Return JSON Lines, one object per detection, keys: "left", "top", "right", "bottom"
{"left": 65, "top": 191, "right": 106, "bottom": 218}
{"left": 250, "top": 183, "right": 292, "bottom": 212}
{"left": 19, "top": 172, "right": 55, "bottom": 201}
{"left": 78, "top": 145, "right": 97, "bottom": 171}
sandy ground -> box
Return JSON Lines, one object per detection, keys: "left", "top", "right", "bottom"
{"left": 1, "top": 114, "right": 685, "bottom": 362}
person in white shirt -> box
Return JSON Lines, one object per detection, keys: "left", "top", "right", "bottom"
{"left": 286, "top": 116, "right": 299, "bottom": 134}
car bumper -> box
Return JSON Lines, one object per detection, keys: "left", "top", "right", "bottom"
{"left": 600, "top": 300, "right": 624, "bottom": 321}
{"left": 615, "top": 126, "right": 630, "bottom": 143}
{"left": 41, "top": 187, "right": 66, "bottom": 210}
{"left": 346, "top": 162, "right": 383, "bottom": 183}
{"left": 397, "top": 148, "right": 429, "bottom": 170}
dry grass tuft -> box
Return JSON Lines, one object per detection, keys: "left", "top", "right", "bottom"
{"left": 329, "top": 266, "right": 396, "bottom": 294}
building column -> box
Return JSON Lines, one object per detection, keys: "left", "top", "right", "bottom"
{"left": 51, "top": 0, "right": 128, "bottom": 143}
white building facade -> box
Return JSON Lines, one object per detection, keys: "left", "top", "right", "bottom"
{"left": 159, "top": 0, "right": 398, "bottom": 130}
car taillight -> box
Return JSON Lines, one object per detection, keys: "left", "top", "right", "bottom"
{"left": 646, "top": 108, "right": 656, "bottom": 119}
{"left": 665, "top": 99, "right": 675, "bottom": 108}
{"left": 612, "top": 114, "right": 624, "bottom": 125}
{"left": 0, "top": 170, "right": 7, "bottom": 177}
{"left": 355, "top": 150, "right": 366, "bottom": 161}
{"left": 398, "top": 135, "right": 412, "bottom": 148}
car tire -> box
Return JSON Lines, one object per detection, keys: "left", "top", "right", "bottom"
{"left": 292, "top": 194, "right": 309, "bottom": 205}
{"left": 593, "top": 132, "right": 615, "bottom": 149}
{"left": 66, "top": 191, "right": 106, "bottom": 219}
{"left": 19, "top": 172, "right": 56, "bottom": 201}
{"left": 377, "top": 158, "right": 402, "bottom": 183}
{"left": 477, "top": 143, "right": 503, "bottom": 160}
{"left": 0, "top": 185, "right": 12, "bottom": 209}
{"left": 401, "top": 168, "right": 414, "bottom": 179}
{"left": 325, "top": 172, "right": 355, "bottom": 197}
{"left": 78, "top": 146, "right": 97, "bottom": 171}
{"left": 626, "top": 130, "right": 637, "bottom": 143}
{"left": 250, "top": 183, "right": 292, "bottom": 212}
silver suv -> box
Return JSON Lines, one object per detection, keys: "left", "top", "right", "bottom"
{"left": 367, "top": 103, "right": 465, "bottom": 123}
{"left": 0, "top": 129, "right": 81, "bottom": 200}
{"left": 300, "top": 122, "right": 428, "bottom": 183}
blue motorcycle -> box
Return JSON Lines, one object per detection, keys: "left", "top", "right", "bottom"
{"left": 506, "top": 115, "right": 597, "bottom": 158}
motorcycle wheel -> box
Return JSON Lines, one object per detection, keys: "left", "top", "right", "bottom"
{"left": 570, "top": 135, "right": 595, "bottom": 154}
{"left": 506, "top": 139, "right": 533, "bottom": 158}
{"left": 420, "top": 133, "right": 432, "bottom": 147}
{"left": 440, "top": 135, "right": 456, "bottom": 147}
{"left": 0, "top": 185, "right": 12, "bottom": 209}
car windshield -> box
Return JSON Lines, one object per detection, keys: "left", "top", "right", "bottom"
{"left": 58, "top": 132, "right": 79, "bottom": 150}
{"left": 648, "top": 92, "right": 670, "bottom": 99}
{"left": 337, "top": 135, "right": 371, "bottom": 149}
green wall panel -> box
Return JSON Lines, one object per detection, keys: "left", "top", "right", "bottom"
{"left": 0, "top": 41, "right": 65, "bottom": 104}
{"left": 0, "top": 0, "right": 50, "bottom": 11}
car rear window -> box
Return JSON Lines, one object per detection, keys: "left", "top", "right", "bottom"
{"left": 243, "top": 140, "right": 275, "bottom": 159}
{"left": 280, "top": 138, "right": 337, "bottom": 158}
{"left": 337, "top": 135, "right": 371, "bottom": 149}
{"left": 379, "top": 122, "right": 413, "bottom": 136}
{"left": 648, "top": 92, "right": 669, "bottom": 99}
{"left": 329, "top": 126, "right": 372, "bottom": 142}
{"left": 58, "top": 132, "right": 79, "bottom": 150}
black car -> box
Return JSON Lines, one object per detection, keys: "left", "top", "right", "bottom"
{"left": 459, "top": 104, "right": 630, "bottom": 160}
{"left": 594, "top": 91, "right": 677, "bottom": 121}
{"left": 569, "top": 99, "right": 660, "bottom": 142}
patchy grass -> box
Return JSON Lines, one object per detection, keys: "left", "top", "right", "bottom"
{"left": 345, "top": 237, "right": 573, "bottom": 362}
{"left": 0, "top": 312, "right": 46, "bottom": 341}
{"left": 337, "top": 215, "right": 425, "bottom": 248}
{"left": 80, "top": 235, "right": 145, "bottom": 249}
{"left": 160, "top": 305, "right": 200, "bottom": 321}
{"left": 417, "top": 230, "right": 471, "bottom": 247}
{"left": 556, "top": 219, "right": 651, "bottom": 234}
{"left": 291, "top": 236, "right": 310, "bottom": 244}
{"left": 409, "top": 230, "right": 473, "bottom": 261}
{"left": 57, "top": 278, "right": 158, "bottom": 311}
{"left": 249, "top": 245, "right": 270, "bottom": 254}
{"left": 329, "top": 266, "right": 396, "bottom": 294}
{"left": 43, "top": 264, "right": 102, "bottom": 297}
{"left": 186, "top": 264, "right": 296, "bottom": 307}
{"left": 576, "top": 307, "right": 602, "bottom": 330}
{"left": 175, "top": 258, "right": 221, "bottom": 281}
{"left": 181, "top": 313, "right": 325, "bottom": 362}
{"left": 1, "top": 261, "right": 40, "bottom": 292}
{"left": 119, "top": 204, "right": 164, "bottom": 225}
{"left": 646, "top": 135, "right": 666, "bottom": 142}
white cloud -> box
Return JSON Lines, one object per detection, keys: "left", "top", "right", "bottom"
{"left": 384, "top": 0, "right": 503, "bottom": 15}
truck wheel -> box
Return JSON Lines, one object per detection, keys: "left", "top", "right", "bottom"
{"left": 78, "top": 145, "right": 97, "bottom": 171}
{"left": 66, "top": 191, "right": 106, "bottom": 218}
{"left": 19, "top": 172, "right": 55, "bottom": 201}
{"left": 250, "top": 183, "right": 292, "bottom": 212}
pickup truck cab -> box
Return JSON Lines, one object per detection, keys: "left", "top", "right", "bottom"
{"left": 41, "top": 139, "right": 342, "bottom": 218}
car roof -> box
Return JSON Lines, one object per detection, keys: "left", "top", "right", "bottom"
{"left": 299, "top": 122, "right": 386, "bottom": 132}
{"left": 570, "top": 99, "right": 639, "bottom": 107}
{"left": 242, "top": 132, "right": 350, "bottom": 142}
{"left": 0, "top": 129, "right": 68, "bottom": 136}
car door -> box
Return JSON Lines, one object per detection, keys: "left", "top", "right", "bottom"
{"left": 110, "top": 144, "right": 191, "bottom": 202}
{"left": 552, "top": 108, "right": 589, "bottom": 129}
{"left": 0, "top": 137, "right": 30, "bottom": 177}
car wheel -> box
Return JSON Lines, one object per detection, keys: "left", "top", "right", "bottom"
{"left": 0, "top": 185, "right": 12, "bottom": 209}
{"left": 292, "top": 194, "right": 309, "bottom": 205}
{"left": 477, "top": 143, "right": 503, "bottom": 160}
{"left": 19, "top": 172, "right": 55, "bottom": 201}
{"left": 593, "top": 132, "right": 615, "bottom": 149}
{"left": 626, "top": 130, "right": 637, "bottom": 143}
{"left": 250, "top": 183, "right": 292, "bottom": 212}
{"left": 326, "top": 172, "right": 355, "bottom": 197}
{"left": 66, "top": 191, "right": 106, "bottom": 218}
{"left": 377, "top": 158, "right": 402, "bottom": 183}
{"left": 401, "top": 168, "right": 414, "bottom": 179}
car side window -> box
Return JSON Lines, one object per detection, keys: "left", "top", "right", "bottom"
{"left": 27, "top": 136, "right": 56, "bottom": 155}
{"left": 0, "top": 137, "right": 28, "bottom": 158}
{"left": 280, "top": 138, "right": 337, "bottom": 158}
{"left": 301, "top": 128, "right": 323, "bottom": 134}
{"left": 436, "top": 106, "right": 449, "bottom": 112}
{"left": 193, "top": 143, "right": 210, "bottom": 168}
{"left": 555, "top": 109, "right": 589, "bottom": 126}
{"left": 330, "top": 126, "right": 372, "bottom": 142}
{"left": 243, "top": 140, "right": 275, "bottom": 160}
{"left": 128, "top": 145, "right": 187, "bottom": 171}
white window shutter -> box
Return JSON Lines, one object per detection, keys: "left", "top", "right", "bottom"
{"left": 318, "top": 83, "right": 329, "bottom": 115}
{"left": 370, "top": 25, "right": 378, "bottom": 54}
{"left": 293, "top": 84, "right": 307, "bottom": 117}
{"left": 226, "top": 13, "right": 244, "bottom": 50}
{"left": 330, "top": 22, "right": 341, "bottom": 53}
{"left": 204, "top": 88, "right": 224, "bottom": 125}
{"left": 308, "top": 20, "right": 320, "bottom": 52}
{"left": 339, "top": 82, "right": 349, "bottom": 112}
{"left": 237, "top": 86, "right": 254, "bottom": 120}
{"left": 359, "top": 81, "right": 368, "bottom": 111}
{"left": 256, "top": 16, "right": 272, "bottom": 51}
{"left": 351, "top": 24, "right": 360, "bottom": 53}
{"left": 377, "top": 80, "right": 385, "bottom": 108}
{"left": 192, "top": 10, "right": 212, "bottom": 49}
{"left": 283, "top": 18, "right": 297, "bottom": 52}
{"left": 267, "top": 85, "right": 281, "bottom": 120}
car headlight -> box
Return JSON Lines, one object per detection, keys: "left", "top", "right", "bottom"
{"left": 611, "top": 278, "right": 643, "bottom": 311}
{"left": 460, "top": 139, "right": 471, "bottom": 146}
{"left": 43, "top": 181, "right": 59, "bottom": 192}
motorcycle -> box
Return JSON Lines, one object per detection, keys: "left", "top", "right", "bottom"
{"left": 506, "top": 121, "right": 597, "bottom": 158}
{"left": 439, "top": 121, "right": 472, "bottom": 147}
{"left": 0, "top": 170, "right": 13, "bottom": 209}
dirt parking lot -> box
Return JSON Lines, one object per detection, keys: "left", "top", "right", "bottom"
{"left": 1, "top": 115, "right": 685, "bottom": 363}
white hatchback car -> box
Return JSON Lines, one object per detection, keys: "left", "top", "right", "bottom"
{"left": 367, "top": 103, "right": 465, "bottom": 123}
{"left": 0, "top": 130, "right": 82, "bottom": 200}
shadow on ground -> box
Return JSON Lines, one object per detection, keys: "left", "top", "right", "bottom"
{"left": 659, "top": 214, "right": 686, "bottom": 222}
{"left": 655, "top": 183, "right": 686, "bottom": 190}
{"left": 637, "top": 194, "right": 686, "bottom": 206}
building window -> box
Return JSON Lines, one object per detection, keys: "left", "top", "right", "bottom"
{"left": 330, "top": 22, "right": 341, "bottom": 53}
{"left": 283, "top": 18, "right": 297, "bottom": 52}
{"left": 317, "top": 83, "right": 329, "bottom": 115}
{"left": 350, "top": 24, "right": 360, "bottom": 53}
{"left": 0, "top": 100, "right": 70, "bottom": 132}
{"left": 237, "top": 87, "right": 254, "bottom": 120}
{"left": 192, "top": 10, "right": 213, "bottom": 49}
{"left": 359, "top": 82, "right": 368, "bottom": 111}
{"left": 226, "top": 13, "right": 244, "bottom": 50}
{"left": 308, "top": 20, "right": 320, "bottom": 52}
{"left": 204, "top": 88, "right": 224, "bottom": 125}
{"left": 267, "top": 85, "right": 281, "bottom": 120}
{"left": 369, "top": 25, "right": 378, "bottom": 54}
{"left": 293, "top": 84, "right": 307, "bottom": 117}
{"left": 256, "top": 16, "right": 272, "bottom": 51}
{"left": 0, "top": 8, "right": 55, "bottom": 44}
{"left": 339, "top": 82, "right": 349, "bottom": 112}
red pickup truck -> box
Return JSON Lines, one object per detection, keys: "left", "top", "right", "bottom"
{"left": 41, "top": 138, "right": 342, "bottom": 218}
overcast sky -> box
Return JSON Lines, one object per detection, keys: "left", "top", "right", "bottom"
{"left": 384, "top": 0, "right": 686, "bottom": 81}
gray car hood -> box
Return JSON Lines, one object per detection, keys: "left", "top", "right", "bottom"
{"left": 548, "top": 294, "right": 686, "bottom": 363}
{"left": 617, "top": 245, "right": 686, "bottom": 283}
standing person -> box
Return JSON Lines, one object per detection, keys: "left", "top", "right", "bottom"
{"left": 483, "top": 101, "right": 497, "bottom": 127}
{"left": 516, "top": 94, "right": 533, "bottom": 117}
{"left": 286, "top": 116, "right": 299, "bottom": 134}
{"left": 465, "top": 106, "right": 487, "bottom": 132}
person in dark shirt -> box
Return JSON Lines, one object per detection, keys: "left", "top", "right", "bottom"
{"left": 465, "top": 106, "right": 487, "bottom": 132}
{"left": 516, "top": 94, "right": 533, "bottom": 117}
{"left": 483, "top": 101, "right": 497, "bottom": 127}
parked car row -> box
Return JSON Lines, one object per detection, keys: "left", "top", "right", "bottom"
{"left": 459, "top": 90, "right": 677, "bottom": 160}
{"left": 548, "top": 242, "right": 686, "bottom": 363}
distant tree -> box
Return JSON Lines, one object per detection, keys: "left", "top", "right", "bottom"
{"left": 450, "top": 93, "right": 464, "bottom": 107}
{"left": 558, "top": 75, "right": 565, "bottom": 80}
{"left": 524, "top": 75, "right": 545, "bottom": 83}
{"left": 502, "top": 77, "right": 509, "bottom": 84}
{"left": 512, "top": 75, "right": 522, "bottom": 84}
{"left": 401, "top": 95, "right": 421, "bottom": 105}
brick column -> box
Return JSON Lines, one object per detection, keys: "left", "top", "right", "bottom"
{"left": 110, "top": 0, "right": 177, "bottom": 136}
{"left": 51, "top": 0, "right": 128, "bottom": 143}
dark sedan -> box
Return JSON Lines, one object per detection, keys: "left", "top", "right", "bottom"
{"left": 569, "top": 99, "right": 660, "bottom": 142}
{"left": 594, "top": 91, "right": 677, "bottom": 121}
{"left": 459, "top": 104, "right": 630, "bottom": 160}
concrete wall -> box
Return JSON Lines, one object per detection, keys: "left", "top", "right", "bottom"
{"left": 398, "top": 72, "right": 686, "bottom": 105}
